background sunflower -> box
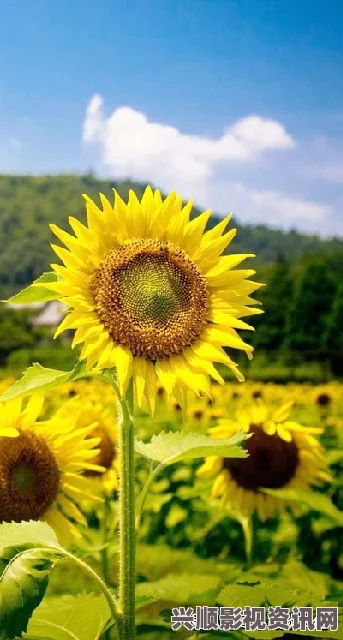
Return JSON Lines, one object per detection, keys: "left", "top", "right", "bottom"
{"left": 55, "top": 396, "right": 119, "bottom": 495}
{"left": 0, "top": 394, "right": 104, "bottom": 545}
{"left": 198, "top": 400, "right": 330, "bottom": 520}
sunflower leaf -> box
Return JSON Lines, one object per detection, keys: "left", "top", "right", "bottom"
{"left": 0, "top": 521, "right": 61, "bottom": 551}
{"left": 23, "top": 594, "right": 112, "bottom": 640}
{"left": 135, "top": 584, "right": 159, "bottom": 610}
{"left": 217, "top": 575, "right": 325, "bottom": 609}
{"left": 134, "top": 430, "right": 247, "bottom": 466}
{"left": 137, "top": 572, "right": 222, "bottom": 604}
{"left": 262, "top": 488, "right": 343, "bottom": 525}
{"left": 0, "top": 361, "right": 86, "bottom": 401}
{"left": 3, "top": 272, "right": 59, "bottom": 304}
{"left": 0, "top": 521, "right": 65, "bottom": 640}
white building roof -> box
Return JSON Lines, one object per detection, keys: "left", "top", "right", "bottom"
{"left": 31, "top": 301, "right": 66, "bottom": 327}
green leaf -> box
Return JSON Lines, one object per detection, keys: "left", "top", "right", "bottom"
{"left": 282, "top": 560, "right": 328, "bottom": 599}
{"left": 328, "top": 450, "right": 343, "bottom": 465}
{"left": 143, "top": 493, "right": 173, "bottom": 513}
{"left": 0, "top": 521, "right": 60, "bottom": 553}
{"left": 135, "top": 585, "right": 159, "bottom": 610}
{"left": 263, "top": 488, "right": 343, "bottom": 525}
{"left": 165, "top": 504, "right": 187, "bottom": 528}
{"left": 136, "top": 544, "right": 242, "bottom": 584}
{"left": 139, "top": 573, "right": 222, "bottom": 605}
{"left": 0, "top": 521, "right": 65, "bottom": 640}
{"left": 218, "top": 580, "right": 302, "bottom": 609}
{"left": 135, "top": 430, "right": 247, "bottom": 466}
{"left": 4, "top": 273, "right": 59, "bottom": 304}
{"left": 0, "top": 361, "right": 86, "bottom": 402}
{"left": 24, "top": 594, "right": 111, "bottom": 640}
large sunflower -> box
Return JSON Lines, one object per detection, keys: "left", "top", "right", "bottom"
{"left": 197, "top": 401, "right": 329, "bottom": 520}
{"left": 0, "top": 395, "right": 103, "bottom": 545}
{"left": 46, "top": 188, "right": 262, "bottom": 410}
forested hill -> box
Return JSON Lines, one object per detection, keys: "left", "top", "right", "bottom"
{"left": 0, "top": 173, "right": 342, "bottom": 291}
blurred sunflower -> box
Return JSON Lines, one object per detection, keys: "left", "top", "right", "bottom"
{"left": 0, "top": 395, "right": 103, "bottom": 545}
{"left": 198, "top": 401, "right": 329, "bottom": 520}
{"left": 45, "top": 187, "right": 262, "bottom": 410}
{"left": 55, "top": 397, "right": 118, "bottom": 495}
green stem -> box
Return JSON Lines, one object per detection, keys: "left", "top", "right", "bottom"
{"left": 117, "top": 380, "right": 136, "bottom": 640}
{"left": 241, "top": 515, "right": 254, "bottom": 568}
{"left": 63, "top": 551, "right": 118, "bottom": 630}
{"left": 135, "top": 462, "right": 162, "bottom": 531}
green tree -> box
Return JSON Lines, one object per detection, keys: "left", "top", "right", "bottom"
{"left": 0, "top": 174, "right": 342, "bottom": 299}
{"left": 323, "top": 281, "right": 343, "bottom": 352}
{"left": 253, "top": 254, "right": 294, "bottom": 350}
{"left": 284, "top": 261, "right": 336, "bottom": 352}
{"left": 0, "top": 307, "right": 35, "bottom": 364}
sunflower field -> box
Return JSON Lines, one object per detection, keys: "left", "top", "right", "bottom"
{"left": 0, "top": 188, "right": 343, "bottom": 640}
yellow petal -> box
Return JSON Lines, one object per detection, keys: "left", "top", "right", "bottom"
{"left": 144, "top": 361, "right": 158, "bottom": 416}
{"left": 133, "top": 357, "right": 147, "bottom": 408}
{"left": 272, "top": 401, "right": 294, "bottom": 423}
{"left": 23, "top": 395, "right": 44, "bottom": 424}
{"left": 212, "top": 472, "right": 227, "bottom": 498}
{"left": 82, "top": 194, "right": 104, "bottom": 232}
{"left": 0, "top": 427, "right": 19, "bottom": 437}
{"left": 205, "top": 254, "right": 255, "bottom": 277}
{"left": 155, "top": 360, "right": 175, "bottom": 397}
{"left": 115, "top": 345, "right": 133, "bottom": 395}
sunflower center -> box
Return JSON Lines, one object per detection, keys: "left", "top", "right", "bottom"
{"left": 316, "top": 392, "right": 331, "bottom": 407}
{"left": 91, "top": 239, "right": 208, "bottom": 360}
{"left": 116, "top": 255, "right": 187, "bottom": 324}
{"left": 0, "top": 431, "right": 59, "bottom": 522}
{"left": 223, "top": 424, "right": 298, "bottom": 491}
{"left": 84, "top": 426, "right": 115, "bottom": 477}
{"left": 12, "top": 464, "right": 37, "bottom": 493}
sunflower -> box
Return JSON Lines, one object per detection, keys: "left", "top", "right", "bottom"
{"left": 0, "top": 395, "right": 103, "bottom": 545}
{"left": 197, "top": 401, "right": 329, "bottom": 521}
{"left": 55, "top": 397, "right": 119, "bottom": 495}
{"left": 45, "top": 187, "right": 262, "bottom": 410}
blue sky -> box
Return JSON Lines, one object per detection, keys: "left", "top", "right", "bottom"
{"left": 1, "top": 0, "right": 342, "bottom": 235}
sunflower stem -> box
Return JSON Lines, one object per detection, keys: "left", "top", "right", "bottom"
{"left": 241, "top": 515, "right": 254, "bottom": 568}
{"left": 117, "top": 379, "right": 136, "bottom": 640}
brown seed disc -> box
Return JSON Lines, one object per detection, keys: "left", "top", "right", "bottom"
{"left": 0, "top": 431, "right": 59, "bottom": 522}
{"left": 224, "top": 424, "right": 298, "bottom": 491}
{"left": 90, "top": 239, "right": 208, "bottom": 361}
{"left": 84, "top": 426, "right": 115, "bottom": 477}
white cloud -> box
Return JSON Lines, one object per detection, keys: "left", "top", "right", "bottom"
{"left": 83, "top": 94, "right": 295, "bottom": 197}
{"left": 82, "top": 94, "right": 340, "bottom": 236}
{"left": 248, "top": 189, "right": 330, "bottom": 224}
{"left": 201, "top": 181, "right": 331, "bottom": 231}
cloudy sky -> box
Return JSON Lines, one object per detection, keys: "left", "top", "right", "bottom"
{"left": 1, "top": 0, "right": 342, "bottom": 236}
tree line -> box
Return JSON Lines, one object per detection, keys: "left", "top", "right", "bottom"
{"left": 0, "top": 173, "right": 342, "bottom": 295}
{"left": 248, "top": 252, "right": 343, "bottom": 375}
